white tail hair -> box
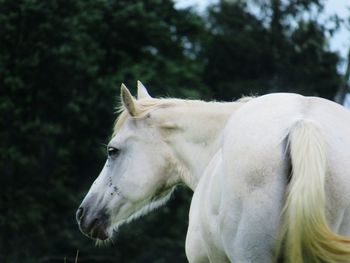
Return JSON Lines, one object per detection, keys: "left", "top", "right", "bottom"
{"left": 277, "top": 120, "right": 350, "bottom": 262}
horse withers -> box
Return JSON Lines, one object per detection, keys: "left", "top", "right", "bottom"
{"left": 76, "top": 82, "right": 350, "bottom": 262}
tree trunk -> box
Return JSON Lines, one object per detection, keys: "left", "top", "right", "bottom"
{"left": 335, "top": 49, "right": 350, "bottom": 105}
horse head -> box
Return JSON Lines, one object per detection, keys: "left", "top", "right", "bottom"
{"left": 76, "top": 82, "right": 180, "bottom": 241}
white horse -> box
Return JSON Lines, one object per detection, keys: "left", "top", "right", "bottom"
{"left": 76, "top": 82, "right": 350, "bottom": 262}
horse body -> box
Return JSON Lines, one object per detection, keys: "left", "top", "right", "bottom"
{"left": 77, "top": 83, "right": 350, "bottom": 262}
{"left": 187, "top": 93, "right": 350, "bottom": 262}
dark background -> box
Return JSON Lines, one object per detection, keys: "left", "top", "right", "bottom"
{"left": 1, "top": 0, "right": 349, "bottom": 262}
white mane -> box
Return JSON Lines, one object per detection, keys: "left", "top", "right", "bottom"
{"left": 113, "top": 96, "right": 253, "bottom": 136}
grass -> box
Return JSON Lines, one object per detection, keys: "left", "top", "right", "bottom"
{"left": 64, "top": 250, "right": 79, "bottom": 263}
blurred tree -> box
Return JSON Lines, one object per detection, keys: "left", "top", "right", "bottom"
{"left": 0, "top": 0, "right": 205, "bottom": 262}
{"left": 204, "top": 0, "right": 341, "bottom": 100}
{"left": 335, "top": 50, "right": 350, "bottom": 105}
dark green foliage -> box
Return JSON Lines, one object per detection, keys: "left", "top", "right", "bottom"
{"left": 0, "top": 0, "right": 344, "bottom": 262}
{"left": 204, "top": 2, "right": 274, "bottom": 100}
{"left": 0, "top": 0, "right": 203, "bottom": 262}
{"left": 204, "top": 0, "right": 341, "bottom": 100}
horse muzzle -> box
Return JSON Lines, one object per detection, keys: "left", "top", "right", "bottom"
{"left": 76, "top": 205, "right": 110, "bottom": 240}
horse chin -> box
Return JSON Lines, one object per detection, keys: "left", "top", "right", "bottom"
{"left": 85, "top": 222, "right": 111, "bottom": 242}
{"left": 94, "top": 228, "right": 114, "bottom": 245}
{"left": 91, "top": 231, "right": 109, "bottom": 241}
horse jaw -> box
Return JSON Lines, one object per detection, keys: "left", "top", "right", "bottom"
{"left": 107, "top": 187, "right": 176, "bottom": 236}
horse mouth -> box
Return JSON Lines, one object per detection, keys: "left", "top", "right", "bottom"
{"left": 78, "top": 211, "right": 110, "bottom": 241}
{"left": 88, "top": 219, "right": 109, "bottom": 240}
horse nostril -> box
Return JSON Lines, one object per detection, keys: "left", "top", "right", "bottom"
{"left": 76, "top": 207, "right": 84, "bottom": 222}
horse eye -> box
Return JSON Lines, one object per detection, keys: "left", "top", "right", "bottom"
{"left": 107, "top": 147, "right": 119, "bottom": 158}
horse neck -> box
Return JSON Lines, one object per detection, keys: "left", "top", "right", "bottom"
{"left": 166, "top": 101, "right": 244, "bottom": 190}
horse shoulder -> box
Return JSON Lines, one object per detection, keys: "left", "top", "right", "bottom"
{"left": 186, "top": 151, "right": 229, "bottom": 263}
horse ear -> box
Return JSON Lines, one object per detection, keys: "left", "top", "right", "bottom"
{"left": 137, "top": 80, "right": 152, "bottom": 99}
{"left": 121, "top": 83, "right": 137, "bottom": 116}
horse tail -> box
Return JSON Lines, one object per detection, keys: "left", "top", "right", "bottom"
{"left": 278, "top": 120, "right": 350, "bottom": 263}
